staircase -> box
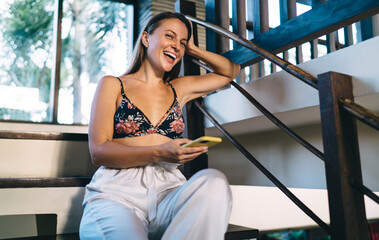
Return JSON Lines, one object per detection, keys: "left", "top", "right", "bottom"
{"left": 0, "top": 130, "right": 259, "bottom": 239}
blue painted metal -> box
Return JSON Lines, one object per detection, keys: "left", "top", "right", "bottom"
{"left": 222, "top": 0, "right": 379, "bottom": 67}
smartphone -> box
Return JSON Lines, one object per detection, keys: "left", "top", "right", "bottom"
{"left": 182, "top": 136, "right": 222, "bottom": 148}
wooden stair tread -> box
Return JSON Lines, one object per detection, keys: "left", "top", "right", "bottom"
{"left": 226, "top": 224, "right": 259, "bottom": 239}
{"left": 10, "top": 224, "right": 259, "bottom": 240}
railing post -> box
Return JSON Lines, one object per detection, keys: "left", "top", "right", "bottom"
{"left": 318, "top": 71, "right": 369, "bottom": 240}
{"left": 175, "top": 0, "right": 207, "bottom": 179}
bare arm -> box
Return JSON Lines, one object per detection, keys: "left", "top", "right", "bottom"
{"left": 88, "top": 76, "right": 207, "bottom": 169}
{"left": 173, "top": 25, "right": 241, "bottom": 105}
{"left": 186, "top": 42, "right": 240, "bottom": 80}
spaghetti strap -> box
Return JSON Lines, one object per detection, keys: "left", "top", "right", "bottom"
{"left": 167, "top": 82, "right": 177, "bottom": 99}
{"left": 116, "top": 77, "right": 127, "bottom": 99}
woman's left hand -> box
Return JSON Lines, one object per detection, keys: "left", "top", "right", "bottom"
{"left": 185, "top": 20, "right": 198, "bottom": 56}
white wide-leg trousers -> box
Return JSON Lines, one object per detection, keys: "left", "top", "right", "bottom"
{"left": 79, "top": 168, "right": 232, "bottom": 240}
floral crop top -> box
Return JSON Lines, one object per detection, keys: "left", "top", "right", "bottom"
{"left": 113, "top": 77, "right": 185, "bottom": 139}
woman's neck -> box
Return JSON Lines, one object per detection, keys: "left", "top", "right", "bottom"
{"left": 136, "top": 61, "right": 165, "bottom": 85}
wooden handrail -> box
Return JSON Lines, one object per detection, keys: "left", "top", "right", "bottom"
{"left": 0, "top": 177, "right": 91, "bottom": 188}
{"left": 339, "top": 98, "right": 379, "bottom": 131}
{"left": 0, "top": 130, "right": 88, "bottom": 141}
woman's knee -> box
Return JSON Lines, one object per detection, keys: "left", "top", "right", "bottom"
{"left": 193, "top": 169, "right": 229, "bottom": 187}
{"left": 80, "top": 200, "right": 148, "bottom": 240}
{"left": 190, "top": 169, "right": 232, "bottom": 202}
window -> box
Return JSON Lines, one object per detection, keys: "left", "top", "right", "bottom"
{"left": 0, "top": 0, "right": 134, "bottom": 124}
{"left": 0, "top": 0, "right": 55, "bottom": 122}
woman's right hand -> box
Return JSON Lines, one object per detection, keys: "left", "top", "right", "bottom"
{"left": 158, "top": 138, "right": 208, "bottom": 164}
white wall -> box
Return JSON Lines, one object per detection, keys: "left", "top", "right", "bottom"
{"left": 204, "top": 36, "right": 379, "bottom": 134}
{"left": 0, "top": 123, "right": 96, "bottom": 178}
{"left": 229, "top": 185, "right": 379, "bottom": 231}
{"left": 207, "top": 121, "right": 379, "bottom": 190}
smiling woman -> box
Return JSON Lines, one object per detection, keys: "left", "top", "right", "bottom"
{"left": 79, "top": 11, "right": 240, "bottom": 240}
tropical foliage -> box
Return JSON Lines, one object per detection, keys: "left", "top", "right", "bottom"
{"left": 0, "top": 0, "right": 131, "bottom": 123}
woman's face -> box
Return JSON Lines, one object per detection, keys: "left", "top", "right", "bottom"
{"left": 143, "top": 18, "right": 189, "bottom": 73}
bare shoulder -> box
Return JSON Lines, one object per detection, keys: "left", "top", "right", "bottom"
{"left": 170, "top": 76, "right": 193, "bottom": 89}
{"left": 169, "top": 76, "right": 196, "bottom": 105}
{"left": 98, "top": 75, "right": 122, "bottom": 90}
{"left": 99, "top": 75, "right": 121, "bottom": 86}
{"left": 170, "top": 76, "right": 188, "bottom": 93}
{"left": 92, "top": 75, "right": 123, "bottom": 102}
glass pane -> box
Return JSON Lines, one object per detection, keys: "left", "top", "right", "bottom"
{"left": 287, "top": 47, "right": 297, "bottom": 65}
{"left": 337, "top": 28, "right": 345, "bottom": 48}
{"left": 59, "top": 0, "right": 133, "bottom": 124}
{"left": 317, "top": 39, "right": 328, "bottom": 58}
{"left": 302, "top": 42, "right": 311, "bottom": 63}
{"left": 0, "top": 0, "right": 54, "bottom": 122}
{"left": 268, "top": 0, "right": 280, "bottom": 28}
{"left": 296, "top": 2, "right": 312, "bottom": 16}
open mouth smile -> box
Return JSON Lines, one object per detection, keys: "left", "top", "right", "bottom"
{"left": 163, "top": 51, "right": 177, "bottom": 61}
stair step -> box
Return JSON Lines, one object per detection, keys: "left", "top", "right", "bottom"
{"left": 8, "top": 233, "right": 79, "bottom": 240}
{"left": 226, "top": 224, "right": 260, "bottom": 240}
{"left": 10, "top": 224, "right": 259, "bottom": 240}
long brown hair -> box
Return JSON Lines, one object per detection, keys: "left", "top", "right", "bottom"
{"left": 122, "top": 12, "right": 192, "bottom": 83}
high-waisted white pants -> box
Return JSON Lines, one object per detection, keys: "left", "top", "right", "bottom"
{"left": 79, "top": 163, "right": 232, "bottom": 240}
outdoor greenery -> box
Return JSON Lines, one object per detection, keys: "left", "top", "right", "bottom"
{"left": 0, "top": 0, "right": 131, "bottom": 123}
{"left": 0, "top": 0, "right": 54, "bottom": 121}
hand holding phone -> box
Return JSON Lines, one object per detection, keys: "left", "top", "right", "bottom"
{"left": 182, "top": 136, "right": 222, "bottom": 148}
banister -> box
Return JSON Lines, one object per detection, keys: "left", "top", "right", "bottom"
{"left": 193, "top": 100, "right": 331, "bottom": 235}
{"left": 229, "top": 81, "right": 325, "bottom": 160}
{"left": 192, "top": 58, "right": 324, "bottom": 161}
{"left": 185, "top": 15, "right": 319, "bottom": 89}
{"left": 339, "top": 98, "right": 379, "bottom": 131}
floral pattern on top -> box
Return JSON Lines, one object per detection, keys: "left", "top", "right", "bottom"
{"left": 113, "top": 79, "right": 185, "bottom": 139}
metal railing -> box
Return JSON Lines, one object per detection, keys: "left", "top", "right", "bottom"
{"left": 193, "top": 59, "right": 324, "bottom": 160}
{"left": 339, "top": 98, "right": 379, "bottom": 131}
{"left": 193, "top": 100, "right": 331, "bottom": 234}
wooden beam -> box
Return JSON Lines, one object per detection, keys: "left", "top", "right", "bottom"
{"left": 232, "top": 0, "right": 247, "bottom": 41}
{"left": 223, "top": 0, "right": 379, "bottom": 67}
{"left": 0, "top": 130, "right": 88, "bottom": 141}
{"left": 318, "top": 71, "right": 369, "bottom": 240}
{"left": 326, "top": 32, "right": 336, "bottom": 53}
{"left": 205, "top": 0, "right": 229, "bottom": 54}
{"left": 50, "top": 0, "right": 63, "bottom": 123}
{"left": 0, "top": 177, "right": 91, "bottom": 188}
{"left": 357, "top": 17, "right": 374, "bottom": 42}
{"left": 344, "top": 25, "right": 354, "bottom": 46}
{"left": 176, "top": 0, "right": 207, "bottom": 178}
{"left": 232, "top": 0, "right": 247, "bottom": 83}
{"left": 310, "top": 39, "right": 318, "bottom": 59}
